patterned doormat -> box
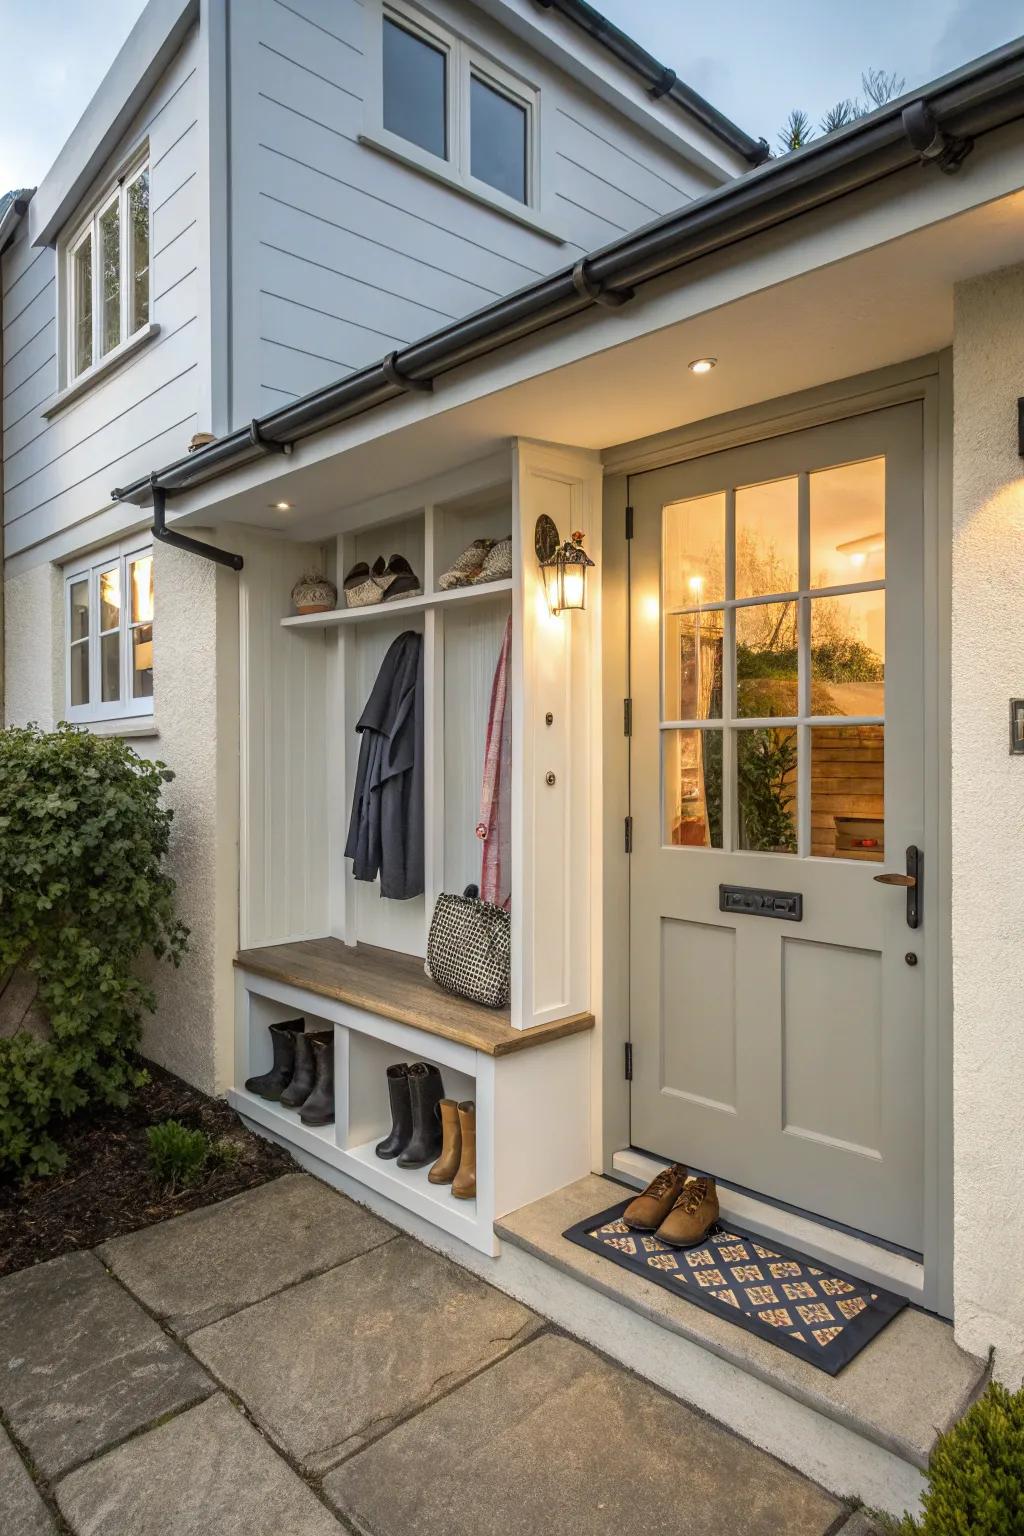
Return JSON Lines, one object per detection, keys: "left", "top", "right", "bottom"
{"left": 563, "top": 1199, "right": 907, "bottom": 1375}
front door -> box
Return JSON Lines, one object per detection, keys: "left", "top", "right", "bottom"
{"left": 628, "top": 404, "right": 926, "bottom": 1248}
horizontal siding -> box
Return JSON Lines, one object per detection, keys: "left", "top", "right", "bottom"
{"left": 1, "top": 27, "right": 203, "bottom": 562}
{"left": 230, "top": 0, "right": 713, "bottom": 419}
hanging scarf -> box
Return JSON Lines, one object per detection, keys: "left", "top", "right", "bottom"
{"left": 476, "top": 616, "right": 512, "bottom": 908}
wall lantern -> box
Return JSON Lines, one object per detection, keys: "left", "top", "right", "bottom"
{"left": 535, "top": 514, "right": 595, "bottom": 613}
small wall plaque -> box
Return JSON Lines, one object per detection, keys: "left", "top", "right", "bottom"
{"left": 1011, "top": 699, "right": 1024, "bottom": 755}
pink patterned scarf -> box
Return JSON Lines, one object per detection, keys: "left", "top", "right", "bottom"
{"left": 476, "top": 616, "right": 512, "bottom": 908}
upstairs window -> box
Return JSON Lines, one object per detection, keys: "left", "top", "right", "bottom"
{"left": 65, "top": 539, "right": 154, "bottom": 723}
{"left": 379, "top": 3, "right": 536, "bottom": 208}
{"left": 65, "top": 154, "right": 150, "bottom": 385}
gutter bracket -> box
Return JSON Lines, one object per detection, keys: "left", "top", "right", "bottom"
{"left": 901, "top": 100, "right": 973, "bottom": 174}
{"left": 248, "top": 418, "right": 290, "bottom": 455}
{"left": 571, "top": 258, "right": 635, "bottom": 309}
{"left": 148, "top": 478, "right": 244, "bottom": 572}
{"left": 381, "top": 351, "right": 434, "bottom": 393}
{"left": 649, "top": 67, "right": 677, "bottom": 101}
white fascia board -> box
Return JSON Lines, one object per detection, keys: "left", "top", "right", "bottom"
{"left": 28, "top": 0, "right": 199, "bottom": 249}
{"left": 469, "top": 0, "right": 751, "bottom": 183}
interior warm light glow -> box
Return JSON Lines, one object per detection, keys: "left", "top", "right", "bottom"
{"left": 131, "top": 556, "right": 154, "bottom": 624}
{"left": 848, "top": 551, "right": 868, "bottom": 568}
{"left": 270, "top": 501, "right": 293, "bottom": 511}
{"left": 688, "top": 575, "right": 704, "bottom": 597}
{"left": 643, "top": 594, "right": 660, "bottom": 623}
{"left": 688, "top": 357, "right": 717, "bottom": 375}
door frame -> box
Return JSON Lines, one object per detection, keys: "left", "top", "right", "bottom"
{"left": 599, "top": 353, "right": 953, "bottom": 1316}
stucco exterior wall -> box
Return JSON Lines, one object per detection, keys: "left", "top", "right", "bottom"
{"left": 951, "top": 260, "right": 1024, "bottom": 1383}
{"left": 3, "top": 562, "right": 63, "bottom": 729}
{"left": 3, "top": 535, "right": 239, "bottom": 1098}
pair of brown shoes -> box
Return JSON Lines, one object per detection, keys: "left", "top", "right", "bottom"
{"left": 428, "top": 1099, "right": 476, "bottom": 1200}
{"left": 622, "top": 1164, "right": 720, "bottom": 1248}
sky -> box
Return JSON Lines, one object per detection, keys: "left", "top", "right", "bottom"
{"left": 0, "top": 0, "right": 1020, "bottom": 190}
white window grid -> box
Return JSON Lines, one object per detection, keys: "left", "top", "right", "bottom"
{"left": 64, "top": 538, "right": 155, "bottom": 724}
{"left": 377, "top": 0, "right": 540, "bottom": 210}
{"left": 660, "top": 469, "right": 886, "bottom": 861}
{"left": 62, "top": 147, "right": 150, "bottom": 388}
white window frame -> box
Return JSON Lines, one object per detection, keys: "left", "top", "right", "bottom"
{"left": 64, "top": 536, "right": 155, "bottom": 725}
{"left": 59, "top": 146, "right": 152, "bottom": 392}
{"left": 363, "top": 0, "right": 550, "bottom": 235}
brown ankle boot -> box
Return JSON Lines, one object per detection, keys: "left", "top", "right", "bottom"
{"left": 655, "top": 1176, "right": 720, "bottom": 1248}
{"left": 452, "top": 1102, "right": 476, "bottom": 1200}
{"left": 623, "top": 1163, "right": 688, "bottom": 1231}
{"left": 428, "top": 1099, "right": 462, "bottom": 1185}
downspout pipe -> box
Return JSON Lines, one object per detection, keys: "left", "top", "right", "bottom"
{"left": 532, "top": 0, "right": 769, "bottom": 166}
{"left": 109, "top": 36, "right": 1024, "bottom": 511}
{"left": 151, "top": 481, "right": 244, "bottom": 570}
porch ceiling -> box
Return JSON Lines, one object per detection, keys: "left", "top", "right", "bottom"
{"left": 191, "top": 189, "right": 1023, "bottom": 541}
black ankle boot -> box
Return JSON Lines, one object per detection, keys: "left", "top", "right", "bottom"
{"left": 280, "top": 1031, "right": 316, "bottom": 1108}
{"left": 397, "top": 1063, "right": 445, "bottom": 1168}
{"left": 299, "top": 1033, "right": 335, "bottom": 1125}
{"left": 245, "top": 1020, "right": 304, "bottom": 1101}
{"left": 375, "top": 1064, "right": 412, "bottom": 1158}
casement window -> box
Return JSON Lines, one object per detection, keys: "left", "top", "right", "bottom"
{"left": 63, "top": 152, "right": 150, "bottom": 386}
{"left": 375, "top": 1, "right": 538, "bottom": 212}
{"left": 64, "top": 540, "right": 155, "bottom": 723}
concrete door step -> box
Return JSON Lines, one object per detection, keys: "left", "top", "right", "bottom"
{"left": 495, "top": 1175, "right": 987, "bottom": 1518}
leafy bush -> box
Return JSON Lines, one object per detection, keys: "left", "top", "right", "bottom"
{"left": 0, "top": 724, "right": 188, "bottom": 1177}
{"left": 889, "top": 1381, "right": 1024, "bottom": 1534}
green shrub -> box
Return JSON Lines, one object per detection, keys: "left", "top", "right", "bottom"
{"left": 889, "top": 1381, "right": 1024, "bottom": 1534}
{"left": 146, "top": 1120, "right": 238, "bottom": 1191}
{"left": 0, "top": 724, "right": 188, "bottom": 1177}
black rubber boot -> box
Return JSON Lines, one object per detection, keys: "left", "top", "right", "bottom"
{"left": 397, "top": 1063, "right": 445, "bottom": 1168}
{"left": 375, "top": 1064, "right": 412, "bottom": 1158}
{"left": 299, "top": 1033, "right": 335, "bottom": 1126}
{"left": 245, "top": 1020, "right": 304, "bottom": 1101}
{"left": 280, "top": 1030, "right": 316, "bottom": 1108}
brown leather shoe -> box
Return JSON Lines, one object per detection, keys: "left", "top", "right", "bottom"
{"left": 452, "top": 1102, "right": 476, "bottom": 1200}
{"left": 622, "top": 1163, "right": 689, "bottom": 1231}
{"left": 655, "top": 1176, "right": 720, "bottom": 1248}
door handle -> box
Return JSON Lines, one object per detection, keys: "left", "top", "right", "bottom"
{"left": 873, "top": 846, "right": 921, "bottom": 929}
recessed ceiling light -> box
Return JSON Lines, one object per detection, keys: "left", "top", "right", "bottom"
{"left": 270, "top": 500, "right": 293, "bottom": 511}
{"left": 688, "top": 357, "right": 717, "bottom": 375}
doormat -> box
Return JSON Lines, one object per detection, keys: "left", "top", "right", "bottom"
{"left": 563, "top": 1199, "right": 907, "bottom": 1375}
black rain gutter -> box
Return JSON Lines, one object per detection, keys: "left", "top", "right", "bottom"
{"left": 111, "top": 37, "right": 1024, "bottom": 537}
{"left": 531, "top": 0, "right": 769, "bottom": 167}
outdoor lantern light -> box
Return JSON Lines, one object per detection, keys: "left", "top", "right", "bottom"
{"left": 535, "top": 514, "right": 595, "bottom": 614}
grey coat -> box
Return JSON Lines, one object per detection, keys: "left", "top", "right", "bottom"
{"left": 344, "top": 631, "right": 424, "bottom": 900}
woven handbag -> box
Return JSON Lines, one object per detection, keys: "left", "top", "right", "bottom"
{"left": 426, "top": 885, "right": 511, "bottom": 1009}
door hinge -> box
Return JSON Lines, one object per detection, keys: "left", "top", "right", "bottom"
{"left": 625, "top": 504, "right": 634, "bottom": 540}
{"left": 624, "top": 815, "right": 633, "bottom": 853}
{"left": 624, "top": 1041, "right": 633, "bottom": 1080}
{"left": 623, "top": 697, "right": 632, "bottom": 736}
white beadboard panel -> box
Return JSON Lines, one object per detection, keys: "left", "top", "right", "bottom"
{"left": 0, "top": 24, "right": 202, "bottom": 560}
{"left": 442, "top": 595, "right": 511, "bottom": 894}
{"left": 228, "top": 0, "right": 711, "bottom": 420}
{"left": 240, "top": 533, "right": 331, "bottom": 949}
{"left": 511, "top": 440, "right": 602, "bottom": 1030}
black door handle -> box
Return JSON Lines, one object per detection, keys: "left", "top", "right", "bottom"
{"left": 873, "top": 846, "right": 921, "bottom": 929}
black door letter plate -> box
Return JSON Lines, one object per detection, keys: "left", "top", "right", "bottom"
{"left": 719, "top": 884, "right": 803, "bottom": 921}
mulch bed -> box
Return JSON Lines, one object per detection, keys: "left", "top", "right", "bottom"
{"left": 0, "top": 1063, "right": 295, "bottom": 1276}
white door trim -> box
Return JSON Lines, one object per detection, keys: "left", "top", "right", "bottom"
{"left": 599, "top": 354, "right": 952, "bottom": 1316}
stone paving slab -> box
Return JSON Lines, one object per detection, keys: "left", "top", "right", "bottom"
{"left": 189, "top": 1234, "right": 541, "bottom": 1474}
{"left": 0, "top": 1422, "right": 56, "bottom": 1536}
{"left": 0, "top": 1250, "right": 213, "bottom": 1480}
{"left": 99, "top": 1173, "right": 395, "bottom": 1334}
{"left": 325, "top": 1332, "right": 842, "bottom": 1536}
{"left": 55, "top": 1393, "right": 342, "bottom": 1536}
{"left": 497, "top": 1174, "right": 986, "bottom": 1469}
